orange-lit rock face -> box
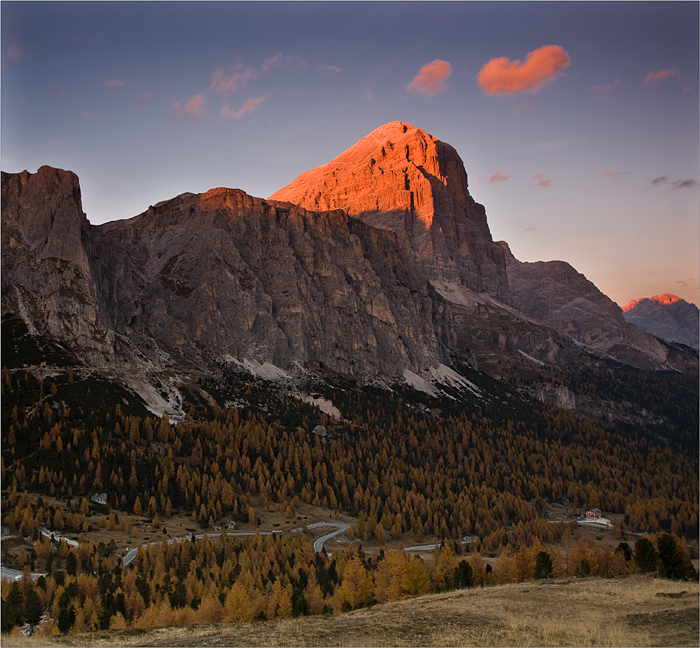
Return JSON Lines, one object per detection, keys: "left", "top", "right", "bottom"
{"left": 651, "top": 293, "right": 681, "bottom": 306}
{"left": 270, "top": 121, "right": 509, "bottom": 301}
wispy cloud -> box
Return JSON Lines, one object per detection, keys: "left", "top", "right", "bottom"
{"left": 599, "top": 170, "right": 630, "bottom": 180}
{"left": 104, "top": 79, "right": 126, "bottom": 88}
{"left": 671, "top": 179, "right": 699, "bottom": 190}
{"left": 4, "top": 42, "right": 26, "bottom": 63}
{"left": 644, "top": 68, "right": 680, "bottom": 83}
{"left": 262, "top": 53, "right": 302, "bottom": 72}
{"left": 590, "top": 78, "right": 621, "bottom": 95}
{"left": 651, "top": 176, "right": 698, "bottom": 190}
{"left": 408, "top": 59, "right": 452, "bottom": 95}
{"left": 488, "top": 170, "right": 510, "bottom": 184}
{"left": 211, "top": 66, "right": 255, "bottom": 93}
{"left": 221, "top": 97, "right": 264, "bottom": 119}
{"left": 531, "top": 173, "right": 553, "bottom": 187}
{"left": 174, "top": 94, "right": 206, "bottom": 121}
{"left": 136, "top": 93, "right": 151, "bottom": 109}
{"left": 477, "top": 45, "right": 570, "bottom": 95}
{"left": 319, "top": 64, "right": 342, "bottom": 73}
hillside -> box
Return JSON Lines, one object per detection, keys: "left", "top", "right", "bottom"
{"left": 4, "top": 577, "right": 698, "bottom": 647}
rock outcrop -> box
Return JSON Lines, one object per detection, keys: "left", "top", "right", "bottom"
{"left": 1, "top": 167, "right": 114, "bottom": 361}
{"left": 622, "top": 294, "right": 699, "bottom": 350}
{"left": 270, "top": 121, "right": 509, "bottom": 302}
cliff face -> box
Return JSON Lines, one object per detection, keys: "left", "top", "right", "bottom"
{"left": 1, "top": 167, "right": 114, "bottom": 360}
{"left": 2, "top": 173, "right": 444, "bottom": 381}
{"left": 622, "top": 294, "right": 699, "bottom": 350}
{"left": 270, "top": 121, "right": 510, "bottom": 302}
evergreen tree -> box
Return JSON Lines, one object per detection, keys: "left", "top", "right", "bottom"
{"left": 633, "top": 538, "right": 658, "bottom": 574}
{"left": 24, "top": 589, "right": 43, "bottom": 629}
{"left": 534, "top": 551, "right": 554, "bottom": 580}
{"left": 656, "top": 534, "right": 687, "bottom": 580}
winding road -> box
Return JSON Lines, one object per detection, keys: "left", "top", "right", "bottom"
{"left": 121, "top": 521, "right": 351, "bottom": 567}
{"left": 3, "top": 522, "right": 468, "bottom": 580}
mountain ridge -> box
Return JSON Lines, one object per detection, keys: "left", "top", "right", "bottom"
{"left": 2, "top": 123, "right": 697, "bottom": 422}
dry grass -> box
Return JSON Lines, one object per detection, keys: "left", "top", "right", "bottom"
{"left": 3, "top": 576, "right": 698, "bottom": 647}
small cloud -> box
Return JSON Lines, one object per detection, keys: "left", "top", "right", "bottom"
{"left": 671, "top": 179, "right": 699, "bottom": 190}
{"left": 590, "top": 78, "right": 621, "bottom": 94}
{"left": 644, "top": 68, "right": 680, "bottom": 83}
{"left": 136, "top": 92, "right": 151, "bottom": 108}
{"left": 211, "top": 66, "right": 255, "bottom": 93}
{"left": 531, "top": 173, "right": 553, "bottom": 187}
{"left": 365, "top": 88, "right": 374, "bottom": 101}
{"left": 262, "top": 53, "right": 301, "bottom": 72}
{"left": 319, "top": 64, "right": 342, "bottom": 73}
{"left": 49, "top": 87, "right": 60, "bottom": 99}
{"left": 651, "top": 176, "right": 668, "bottom": 187}
{"left": 4, "top": 42, "right": 25, "bottom": 63}
{"left": 524, "top": 227, "right": 540, "bottom": 234}
{"left": 408, "top": 59, "right": 452, "bottom": 95}
{"left": 599, "top": 170, "right": 630, "bottom": 180}
{"left": 221, "top": 96, "right": 264, "bottom": 119}
{"left": 488, "top": 170, "right": 510, "bottom": 184}
{"left": 174, "top": 94, "right": 206, "bottom": 121}
{"left": 104, "top": 79, "right": 126, "bottom": 88}
{"left": 477, "top": 45, "right": 570, "bottom": 95}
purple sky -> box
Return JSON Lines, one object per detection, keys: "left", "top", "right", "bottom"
{"left": 2, "top": 1, "right": 698, "bottom": 306}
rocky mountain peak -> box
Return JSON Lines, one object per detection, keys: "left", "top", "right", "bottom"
{"left": 622, "top": 293, "right": 681, "bottom": 311}
{"left": 270, "top": 122, "right": 509, "bottom": 301}
{"left": 622, "top": 293, "right": 699, "bottom": 350}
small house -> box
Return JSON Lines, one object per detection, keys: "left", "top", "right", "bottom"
{"left": 585, "top": 508, "right": 602, "bottom": 519}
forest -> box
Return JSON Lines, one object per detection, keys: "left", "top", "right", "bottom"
{"left": 1, "top": 316, "right": 698, "bottom": 636}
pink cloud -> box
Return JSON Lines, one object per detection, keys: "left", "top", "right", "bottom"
{"left": 488, "top": 170, "right": 510, "bottom": 183}
{"left": 590, "top": 78, "right": 621, "bottom": 94}
{"left": 211, "top": 66, "right": 255, "bottom": 93}
{"left": 531, "top": 173, "right": 553, "bottom": 187}
{"left": 221, "top": 97, "right": 264, "bottom": 119}
{"left": 174, "top": 94, "right": 206, "bottom": 121}
{"left": 408, "top": 59, "right": 452, "bottom": 95}
{"left": 599, "top": 170, "right": 630, "bottom": 180}
{"left": 5, "top": 43, "right": 25, "bottom": 63}
{"left": 104, "top": 79, "right": 125, "bottom": 87}
{"left": 319, "top": 64, "right": 342, "bottom": 73}
{"left": 478, "top": 45, "right": 570, "bottom": 95}
{"left": 262, "top": 53, "right": 299, "bottom": 72}
{"left": 644, "top": 68, "right": 680, "bottom": 83}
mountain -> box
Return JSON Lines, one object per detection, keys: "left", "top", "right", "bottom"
{"left": 270, "top": 121, "right": 509, "bottom": 302}
{"left": 498, "top": 242, "right": 684, "bottom": 370}
{"left": 622, "top": 294, "right": 699, "bottom": 350}
{"left": 2, "top": 124, "right": 697, "bottom": 422}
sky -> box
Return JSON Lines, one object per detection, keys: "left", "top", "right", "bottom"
{"left": 2, "top": 1, "right": 698, "bottom": 307}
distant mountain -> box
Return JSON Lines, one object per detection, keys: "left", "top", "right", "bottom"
{"left": 622, "top": 294, "right": 699, "bottom": 350}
